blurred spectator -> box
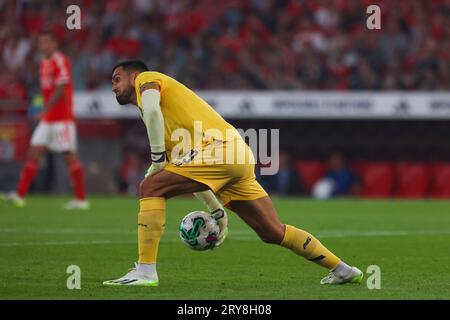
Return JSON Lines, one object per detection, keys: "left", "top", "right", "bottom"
{"left": 0, "top": 64, "right": 27, "bottom": 119}
{"left": 118, "top": 151, "right": 148, "bottom": 196}
{"left": 2, "top": 27, "right": 31, "bottom": 72}
{"left": 0, "top": 0, "right": 448, "bottom": 94}
{"left": 257, "top": 151, "right": 302, "bottom": 196}
{"left": 312, "top": 152, "right": 359, "bottom": 199}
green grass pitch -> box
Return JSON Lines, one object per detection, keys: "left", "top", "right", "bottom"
{"left": 1, "top": 196, "right": 449, "bottom": 300}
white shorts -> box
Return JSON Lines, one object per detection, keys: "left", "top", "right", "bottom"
{"left": 30, "top": 121, "right": 77, "bottom": 152}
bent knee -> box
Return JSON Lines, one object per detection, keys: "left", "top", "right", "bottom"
{"left": 257, "top": 225, "right": 285, "bottom": 244}
{"left": 259, "top": 234, "right": 283, "bottom": 244}
{"left": 139, "top": 176, "right": 166, "bottom": 198}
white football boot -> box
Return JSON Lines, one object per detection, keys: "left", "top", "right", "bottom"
{"left": 63, "top": 199, "right": 90, "bottom": 210}
{"left": 320, "top": 266, "right": 364, "bottom": 285}
{"left": 1, "top": 192, "right": 26, "bottom": 208}
{"left": 103, "top": 263, "right": 159, "bottom": 286}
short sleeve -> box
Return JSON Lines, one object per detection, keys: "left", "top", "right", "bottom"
{"left": 134, "top": 72, "right": 167, "bottom": 108}
{"left": 135, "top": 72, "right": 166, "bottom": 92}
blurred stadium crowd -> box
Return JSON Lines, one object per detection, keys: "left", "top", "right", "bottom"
{"left": 1, "top": 0, "right": 450, "bottom": 115}
{"left": 1, "top": 0, "right": 450, "bottom": 197}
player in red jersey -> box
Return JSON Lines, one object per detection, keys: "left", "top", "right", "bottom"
{"left": 2, "top": 32, "right": 89, "bottom": 210}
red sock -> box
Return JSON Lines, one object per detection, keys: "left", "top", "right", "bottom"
{"left": 17, "top": 160, "right": 39, "bottom": 198}
{"left": 69, "top": 161, "right": 86, "bottom": 201}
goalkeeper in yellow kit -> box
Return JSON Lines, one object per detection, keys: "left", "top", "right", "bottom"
{"left": 103, "top": 60, "right": 363, "bottom": 286}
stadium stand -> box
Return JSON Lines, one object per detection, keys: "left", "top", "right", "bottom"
{"left": 1, "top": 0, "right": 450, "bottom": 197}
{"left": 294, "top": 160, "right": 326, "bottom": 193}
{"left": 429, "top": 162, "right": 450, "bottom": 198}
{"left": 394, "top": 162, "right": 431, "bottom": 198}
{"left": 351, "top": 161, "right": 395, "bottom": 198}
{"left": 1, "top": 0, "right": 449, "bottom": 106}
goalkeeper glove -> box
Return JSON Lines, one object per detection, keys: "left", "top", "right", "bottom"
{"left": 211, "top": 208, "right": 228, "bottom": 248}
{"left": 145, "top": 152, "right": 168, "bottom": 178}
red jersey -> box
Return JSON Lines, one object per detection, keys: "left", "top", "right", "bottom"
{"left": 39, "top": 51, "right": 74, "bottom": 122}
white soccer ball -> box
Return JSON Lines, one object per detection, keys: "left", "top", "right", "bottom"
{"left": 179, "top": 211, "right": 220, "bottom": 251}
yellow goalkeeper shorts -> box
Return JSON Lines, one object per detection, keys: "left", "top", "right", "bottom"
{"left": 163, "top": 138, "right": 268, "bottom": 206}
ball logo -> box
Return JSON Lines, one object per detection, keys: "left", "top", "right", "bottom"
{"left": 179, "top": 212, "right": 220, "bottom": 251}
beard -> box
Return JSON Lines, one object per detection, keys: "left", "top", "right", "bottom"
{"left": 115, "top": 87, "right": 133, "bottom": 105}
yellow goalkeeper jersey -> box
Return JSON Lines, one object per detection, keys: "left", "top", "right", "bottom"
{"left": 134, "top": 71, "right": 237, "bottom": 160}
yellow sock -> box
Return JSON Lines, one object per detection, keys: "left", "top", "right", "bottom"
{"left": 138, "top": 197, "right": 166, "bottom": 264}
{"left": 281, "top": 224, "right": 340, "bottom": 270}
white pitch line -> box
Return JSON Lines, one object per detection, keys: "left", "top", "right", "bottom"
{"left": 0, "top": 240, "right": 137, "bottom": 247}
{"left": 0, "top": 230, "right": 449, "bottom": 247}
{"left": 0, "top": 228, "right": 134, "bottom": 235}
{"left": 1, "top": 228, "right": 450, "bottom": 237}
{"left": 0, "top": 228, "right": 258, "bottom": 235}
{"left": 316, "top": 230, "right": 450, "bottom": 238}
